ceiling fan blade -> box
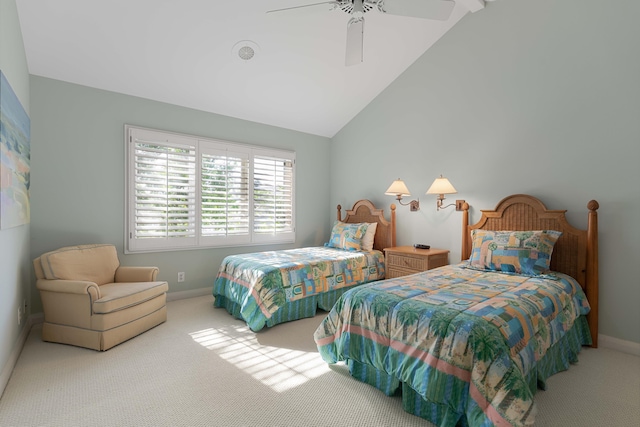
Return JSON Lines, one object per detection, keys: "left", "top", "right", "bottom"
{"left": 345, "top": 16, "right": 364, "bottom": 66}
{"left": 266, "top": 1, "right": 338, "bottom": 14}
{"left": 380, "top": 0, "right": 455, "bottom": 21}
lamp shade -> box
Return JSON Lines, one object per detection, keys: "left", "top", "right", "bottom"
{"left": 426, "top": 175, "right": 457, "bottom": 195}
{"left": 385, "top": 179, "right": 411, "bottom": 197}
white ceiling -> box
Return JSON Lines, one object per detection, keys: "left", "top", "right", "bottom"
{"left": 16, "top": 0, "right": 486, "bottom": 137}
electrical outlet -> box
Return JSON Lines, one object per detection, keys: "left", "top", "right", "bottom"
{"left": 177, "top": 272, "right": 185, "bottom": 283}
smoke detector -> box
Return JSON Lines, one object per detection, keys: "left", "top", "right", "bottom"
{"left": 232, "top": 41, "right": 260, "bottom": 62}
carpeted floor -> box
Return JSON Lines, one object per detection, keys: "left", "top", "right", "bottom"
{"left": 1, "top": 295, "right": 638, "bottom": 427}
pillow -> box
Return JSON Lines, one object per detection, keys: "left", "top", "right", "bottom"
{"left": 361, "top": 222, "right": 377, "bottom": 251}
{"left": 325, "top": 221, "right": 368, "bottom": 251}
{"left": 468, "top": 230, "right": 562, "bottom": 276}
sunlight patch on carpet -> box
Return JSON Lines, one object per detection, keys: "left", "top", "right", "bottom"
{"left": 189, "top": 326, "right": 331, "bottom": 392}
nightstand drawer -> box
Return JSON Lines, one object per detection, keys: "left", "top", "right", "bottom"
{"left": 387, "top": 253, "right": 427, "bottom": 270}
{"left": 386, "top": 267, "right": 418, "bottom": 279}
{"left": 383, "top": 246, "right": 450, "bottom": 279}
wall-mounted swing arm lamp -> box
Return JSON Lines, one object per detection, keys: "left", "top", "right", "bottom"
{"left": 385, "top": 179, "right": 420, "bottom": 211}
{"left": 426, "top": 175, "right": 465, "bottom": 211}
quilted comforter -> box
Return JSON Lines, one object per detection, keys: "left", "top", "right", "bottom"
{"left": 213, "top": 247, "right": 385, "bottom": 331}
{"left": 314, "top": 263, "right": 591, "bottom": 427}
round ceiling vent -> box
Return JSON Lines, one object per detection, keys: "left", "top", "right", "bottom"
{"left": 232, "top": 41, "right": 260, "bottom": 62}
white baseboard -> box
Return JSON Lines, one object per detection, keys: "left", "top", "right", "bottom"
{"left": 166, "top": 287, "right": 212, "bottom": 302}
{"left": 599, "top": 334, "right": 640, "bottom": 356}
{"left": 0, "top": 314, "right": 40, "bottom": 399}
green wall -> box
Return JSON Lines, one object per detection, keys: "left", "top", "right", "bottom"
{"left": 331, "top": 0, "right": 640, "bottom": 344}
{"left": 0, "top": 0, "right": 31, "bottom": 389}
{"left": 28, "top": 77, "right": 331, "bottom": 312}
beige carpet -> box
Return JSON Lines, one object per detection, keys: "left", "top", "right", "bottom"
{"left": 1, "top": 295, "right": 638, "bottom": 427}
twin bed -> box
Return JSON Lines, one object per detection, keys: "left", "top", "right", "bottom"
{"left": 213, "top": 194, "right": 599, "bottom": 427}
{"left": 212, "top": 199, "right": 397, "bottom": 331}
{"left": 314, "top": 194, "right": 599, "bottom": 427}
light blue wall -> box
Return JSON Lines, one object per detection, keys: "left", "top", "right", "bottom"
{"left": 28, "top": 76, "right": 331, "bottom": 313}
{"left": 0, "top": 0, "right": 31, "bottom": 388}
{"left": 3, "top": 0, "right": 638, "bottom": 373}
{"left": 331, "top": 0, "right": 640, "bottom": 343}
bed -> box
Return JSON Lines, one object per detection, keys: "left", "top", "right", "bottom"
{"left": 212, "top": 199, "right": 397, "bottom": 331}
{"left": 314, "top": 194, "right": 599, "bottom": 427}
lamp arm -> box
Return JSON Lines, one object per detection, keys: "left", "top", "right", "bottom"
{"left": 396, "top": 195, "right": 410, "bottom": 206}
{"left": 436, "top": 194, "right": 455, "bottom": 210}
{"left": 436, "top": 196, "right": 465, "bottom": 211}
{"left": 396, "top": 195, "right": 420, "bottom": 211}
{"left": 438, "top": 202, "right": 457, "bottom": 210}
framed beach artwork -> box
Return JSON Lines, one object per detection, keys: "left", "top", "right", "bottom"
{"left": 0, "top": 70, "right": 31, "bottom": 229}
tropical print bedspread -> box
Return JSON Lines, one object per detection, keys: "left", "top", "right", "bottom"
{"left": 213, "top": 247, "right": 385, "bottom": 331}
{"left": 314, "top": 263, "right": 591, "bottom": 427}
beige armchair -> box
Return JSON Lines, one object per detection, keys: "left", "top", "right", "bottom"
{"left": 33, "top": 244, "right": 168, "bottom": 351}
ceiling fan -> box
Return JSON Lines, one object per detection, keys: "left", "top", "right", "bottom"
{"left": 267, "top": 0, "right": 456, "bottom": 66}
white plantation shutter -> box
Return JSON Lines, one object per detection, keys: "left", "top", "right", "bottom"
{"left": 128, "top": 129, "right": 197, "bottom": 252}
{"left": 126, "top": 126, "right": 295, "bottom": 252}
{"left": 253, "top": 152, "right": 294, "bottom": 243}
{"left": 200, "top": 146, "right": 250, "bottom": 246}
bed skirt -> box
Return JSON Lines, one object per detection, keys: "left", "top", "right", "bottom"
{"left": 346, "top": 316, "right": 592, "bottom": 427}
{"left": 214, "top": 285, "right": 357, "bottom": 330}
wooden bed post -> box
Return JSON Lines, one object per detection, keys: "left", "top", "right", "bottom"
{"left": 586, "top": 200, "right": 599, "bottom": 347}
{"left": 390, "top": 203, "right": 397, "bottom": 248}
{"left": 461, "top": 202, "right": 470, "bottom": 260}
{"left": 337, "top": 204, "right": 342, "bottom": 221}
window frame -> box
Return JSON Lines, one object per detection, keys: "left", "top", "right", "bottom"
{"left": 125, "top": 125, "right": 295, "bottom": 253}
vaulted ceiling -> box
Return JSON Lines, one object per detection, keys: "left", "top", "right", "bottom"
{"left": 16, "top": 0, "right": 488, "bottom": 137}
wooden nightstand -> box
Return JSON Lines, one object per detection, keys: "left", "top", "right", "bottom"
{"left": 383, "top": 246, "right": 449, "bottom": 279}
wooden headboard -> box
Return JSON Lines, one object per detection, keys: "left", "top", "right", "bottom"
{"left": 337, "top": 199, "right": 397, "bottom": 251}
{"left": 460, "top": 194, "right": 599, "bottom": 347}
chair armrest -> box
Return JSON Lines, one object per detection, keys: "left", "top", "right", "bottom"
{"left": 36, "top": 279, "right": 101, "bottom": 299}
{"left": 115, "top": 266, "right": 159, "bottom": 282}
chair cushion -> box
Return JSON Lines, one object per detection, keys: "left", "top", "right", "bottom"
{"left": 39, "top": 244, "right": 120, "bottom": 285}
{"left": 93, "top": 281, "right": 169, "bottom": 314}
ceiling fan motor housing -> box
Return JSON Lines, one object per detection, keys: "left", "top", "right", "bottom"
{"left": 339, "top": 0, "right": 374, "bottom": 15}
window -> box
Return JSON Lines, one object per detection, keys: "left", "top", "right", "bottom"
{"left": 125, "top": 126, "right": 295, "bottom": 253}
